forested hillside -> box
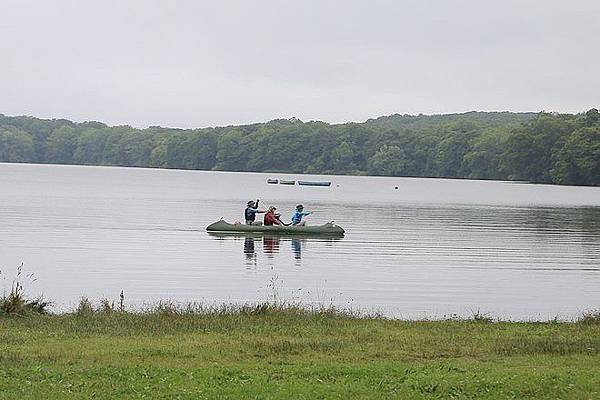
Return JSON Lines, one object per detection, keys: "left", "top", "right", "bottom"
{"left": 1, "top": 109, "right": 599, "bottom": 185}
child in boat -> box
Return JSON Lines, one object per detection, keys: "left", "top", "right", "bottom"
{"left": 245, "top": 200, "right": 265, "bottom": 225}
{"left": 264, "top": 206, "right": 288, "bottom": 226}
{"left": 291, "top": 204, "right": 311, "bottom": 226}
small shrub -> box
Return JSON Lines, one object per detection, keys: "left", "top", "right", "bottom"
{"left": 0, "top": 264, "right": 51, "bottom": 316}
{"left": 470, "top": 309, "right": 493, "bottom": 323}
{"left": 22, "top": 296, "right": 51, "bottom": 314}
{"left": 154, "top": 300, "right": 181, "bottom": 315}
{"left": 240, "top": 302, "right": 272, "bottom": 315}
{"left": 76, "top": 297, "right": 94, "bottom": 316}
{"left": 0, "top": 291, "right": 26, "bottom": 316}
{"left": 99, "top": 298, "right": 115, "bottom": 314}
{"left": 578, "top": 310, "right": 600, "bottom": 325}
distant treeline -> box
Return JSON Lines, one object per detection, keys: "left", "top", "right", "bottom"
{"left": 1, "top": 109, "right": 599, "bottom": 185}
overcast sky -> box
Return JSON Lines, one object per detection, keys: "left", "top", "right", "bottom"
{"left": 1, "top": 0, "right": 599, "bottom": 128}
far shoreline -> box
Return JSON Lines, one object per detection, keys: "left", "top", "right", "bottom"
{"left": 3, "top": 161, "right": 600, "bottom": 189}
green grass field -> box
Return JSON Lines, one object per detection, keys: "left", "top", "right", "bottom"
{"left": 1, "top": 304, "right": 599, "bottom": 399}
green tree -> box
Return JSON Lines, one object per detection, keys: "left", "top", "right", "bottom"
{"left": 46, "top": 126, "right": 78, "bottom": 164}
{"left": 74, "top": 129, "right": 107, "bottom": 165}
{"left": 552, "top": 127, "right": 600, "bottom": 185}
{"left": 368, "top": 144, "right": 408, "bottom": 176}
{"left": 501, "top": 114, "right": 575, "bottom": 183}
{"left": 182, "top": 132, "right": 218, "bottom": 170}
{"left": 434, "top": 131, "right": 476, "bottom": 178}
{"left": 149, "top": 141, "right": 168, "bottom": 168}
{"left": 214, "top": 129, "right": 249, "bottom": 171}
{"left": 463, "top": 129, "right": 509, "bottom": 179}
{"left": 584, "top": 108, "right": 599, "bottom": 126}
{"left": 331, "top": 141, "right": 355, "bottom": 172}
{"left": 0, "top": 127, "right": 35, "bottom": 162}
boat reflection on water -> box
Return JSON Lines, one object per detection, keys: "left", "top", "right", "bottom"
{"left": 262, "top": 236, "right": 279, "bottom": 255}
{"left": 207, "top": 232, "right": 342, "bottom": 265}
{"left": 243, "top": 237, "right": 256, "bottom": 264}
{"left": 291, "top": 238, "right": 302, "bottom": 259}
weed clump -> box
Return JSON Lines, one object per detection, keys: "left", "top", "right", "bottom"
{"left": 578, "top": 310, "right": 600, "bottom": 325}
{"left": 0, "top": 264, "right": 51, "bottom": 316}
{"left": 75, "top": 297, "right": 95, "bottom": 316}
{"left": 469, "top": 308, "right": 494, "bottom": 323}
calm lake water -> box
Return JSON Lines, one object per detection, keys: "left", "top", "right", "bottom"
{"left": 1, "top": 162, "right": 599, "bottom": 320}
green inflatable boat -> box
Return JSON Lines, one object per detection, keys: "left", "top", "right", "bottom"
{"left": 206, "top": 220, "right": 345, "bottom": 236}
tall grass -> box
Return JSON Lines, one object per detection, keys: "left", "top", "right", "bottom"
{"left": 1, "top": 263, "right": 598, "bottom": 325}
{"left": 0, "top": 263, "right": 51, "bottom": 316}
{"left": 579, "top": 309, "right": 600, "bottom": 325}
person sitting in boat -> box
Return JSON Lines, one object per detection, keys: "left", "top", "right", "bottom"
{"left": 245, "top": 200, "right": 265, "bottom": 225}
{"left": 264, "top": 206, "right": 288, "bottom": 226}
{"left": 291, "top": 204, "right": 311, "bottom": 226}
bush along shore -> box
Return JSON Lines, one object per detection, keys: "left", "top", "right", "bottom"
{"left": 1, "top": 280, "right": 600, "bottom": 399}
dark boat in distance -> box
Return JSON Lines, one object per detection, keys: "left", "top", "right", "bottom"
{"left": 266, "top": 179, "right": 331, "bottom": 186}
{"left": 298, "top": 181, "right": 331, "bottom": 187}
{"left": 206, "top": 220, "right": 345, "bottom": 236}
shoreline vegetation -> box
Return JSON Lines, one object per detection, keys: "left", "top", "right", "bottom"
{"left": 1, "top": 301, "right": 599, "bottom": 399}
{"left": 2, "top": 277, "right": 600, "bottom": 398}
{"left": 1, "top": 109, "right": 599, "bottom": 187}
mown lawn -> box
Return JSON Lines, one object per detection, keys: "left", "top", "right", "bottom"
{"left": 1, "top": 307, "right": 599, "bottom": 399}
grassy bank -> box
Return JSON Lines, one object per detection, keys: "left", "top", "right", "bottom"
{"left": 1, "top": 304, "right": 599, "bottom": 399}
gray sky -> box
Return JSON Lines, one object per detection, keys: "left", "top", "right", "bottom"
{"left": 1, "top": 0, "right": 599, "bottom": 128}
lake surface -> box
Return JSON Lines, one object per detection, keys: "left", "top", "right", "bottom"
{"left": 1, "top": 162, "right": 599, "bottom": 320}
